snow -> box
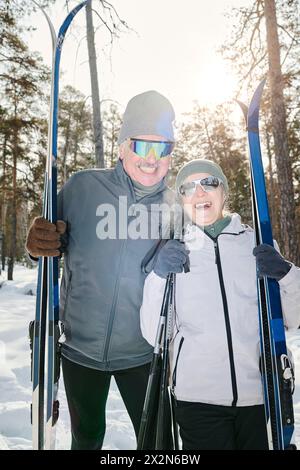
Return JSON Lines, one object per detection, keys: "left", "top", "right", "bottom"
{"left": 0, "top": 264, "right": 300, "bottom": 450}
{"left": 0, "top": 265, "right": 135, "bottom": 450}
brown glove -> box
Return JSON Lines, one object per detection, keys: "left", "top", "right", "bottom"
{"left": 26, "top": 216, "right": 67, "bottom": 258}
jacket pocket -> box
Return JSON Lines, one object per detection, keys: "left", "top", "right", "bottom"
{"left": 171, "top": 336, "right": 184, "bottom": 396}
{"left": 61, "top": 270, "right": 72, "bottom": 322}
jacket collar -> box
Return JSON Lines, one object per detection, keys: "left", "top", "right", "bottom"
{"left": 184, "top": 213, "right": 248, "bottom": 241}
{"left": 221, "top": 213, "right": 248, "bottom": 235}
{"left": 114, "top": 159, "right": 167, "bottom": 199}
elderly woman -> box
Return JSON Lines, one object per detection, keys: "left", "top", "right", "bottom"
{"left": 140, "top": 159, "right": 300, "bottom": 450}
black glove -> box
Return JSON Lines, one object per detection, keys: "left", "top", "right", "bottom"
{"left": 154, "top": 240, "right": 190, "bottom": 279}
{"left": 253, "top": 243, "right": 292, "bottom": 281}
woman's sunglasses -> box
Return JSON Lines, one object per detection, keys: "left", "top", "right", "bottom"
{"left": 179, "top": 176, "right": 223, "bottom": 197}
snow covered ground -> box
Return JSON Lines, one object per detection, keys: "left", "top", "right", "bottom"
{"left": 0, "top": 265, "right": 136, "bottom": 450}
{"left": 0, "top": 264, "right": 300, "bottom": 450}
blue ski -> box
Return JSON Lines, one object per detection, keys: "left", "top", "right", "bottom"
{"left": 237, "top": 80, "right": 295, "bottom": 450}
{"left": 30, "top": 0, "right": 87, "bottom": 450}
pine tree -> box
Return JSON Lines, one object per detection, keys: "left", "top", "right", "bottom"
{"left": 58, "top": 85, "right": 94, "bottom": 185}
{"left": 102, "top": 102, "right": 122, "bottom": 168}
{"left": 0, "top": 3, "right": 49, "bottom": 279}
{"left": 170, "top": 103, "right": 251, "bottom": 223}
{"left": 221, "top": 0, "right": 300, "bottom": 263}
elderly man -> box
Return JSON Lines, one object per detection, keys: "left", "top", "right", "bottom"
{"left": 26, "top": 90, "right": 175, "bottom": 450}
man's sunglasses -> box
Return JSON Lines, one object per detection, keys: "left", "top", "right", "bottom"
{"left": 179, "top": 176, "right": 223, "bottom": 197}
{"left": 129, "top": 138, "right": 174, "bottom": 159}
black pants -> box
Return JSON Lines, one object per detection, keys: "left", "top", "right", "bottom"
{"left": 175, "top": 401, "right": 269, "bottom": 450}
{"left": 62, "top": 356, "right": 151, "bottom": 450}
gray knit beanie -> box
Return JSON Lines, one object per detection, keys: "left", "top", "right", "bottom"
{"left": 175, "top": 159, "right": 229, "bottom": 195}
{"left": 118, "top": 90, "right": 175, "bottom": 144}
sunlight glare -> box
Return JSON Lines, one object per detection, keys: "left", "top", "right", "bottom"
{"left": 195, "top": 60, "right": 237, "bottom": 107}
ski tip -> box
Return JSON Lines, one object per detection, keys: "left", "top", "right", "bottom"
{"left": 57, "top": 0, "right": 88, "bottom": 38}
{"left": 248, "top": 78, "right": 267, "bottom": 128}
{"left": 75, "top": 0, "right": 89, "bottom": 12}
{"left": 32, "top": 0, "right": 57, "bottom": 51}
{"left": 235, "top": 100, "right": 248, "bottom": 126}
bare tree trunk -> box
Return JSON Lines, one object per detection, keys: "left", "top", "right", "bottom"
{"left": 1, "top": 133, "right": 8, "bottom": 273}
{"left": 73, "top": 123, "right": 79, "bottom": 170}
{"left": 264, "top": 0, "right": 299, "bottom": 264}
{"left": 8, "top": 138, "right": 17, "bottom": 281}
{"left": 1, "top": 202, "right": 5, "bottom": 272}
{"left": 1, "top": 232, "right": 5, "bottom": 272}
{"left": 265, "top": 127, "right": 275, "bottom": 225}
{"left": 0, "top": 202, "right": 2, "bottom": 275}
{"left": 86, "top": 0, "right": 104, "bottom": 168}
{"left": 110, "top": 119, "right": 115, "bottom": 168}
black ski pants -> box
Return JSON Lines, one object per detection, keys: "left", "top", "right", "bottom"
{"left": 175, "top": 400, "right": 269, "bottom": 450}
{"left": 62, "top": 356, "right": 151, "bottom": 450}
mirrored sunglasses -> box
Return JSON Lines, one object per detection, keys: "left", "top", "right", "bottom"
{"left": 129, "top": 138, "right": 174, "bottom": 159}
{"left": 179, "top": 176, "right": 223, "bottom": 197}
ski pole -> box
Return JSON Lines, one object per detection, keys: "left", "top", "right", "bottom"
{"left": 137, "top": 273, "right": 173, "bottom": 450}
{"left": 155, "top": 273, "right": 175, "bottom": 450}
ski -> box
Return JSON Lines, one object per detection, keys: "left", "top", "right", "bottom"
{"left": 30, "top": 1, "right": 87, "bottom": 450}
{"left": 30, "top": 2, "right": 56, "bottom": 451}
{"left": 237, "top": 80, "right": 295, "bottom": 450}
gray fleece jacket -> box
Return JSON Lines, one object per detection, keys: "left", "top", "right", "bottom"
{"left": 58, "top": 160, "right": 174, "bottom": 371}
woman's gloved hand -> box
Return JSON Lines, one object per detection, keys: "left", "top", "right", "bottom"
{"left": 26, "top": 216, "right": 67, "bottom": 258}
{"left": 253, "top": 243, "right": 292, "bottom": 281}
{"left": 154, "top": 239, "right": 190, "bottom": 279}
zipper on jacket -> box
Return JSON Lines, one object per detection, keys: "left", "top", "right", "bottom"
{"left": 171, "top": 336, "right": 185, "bottom": 398}
{"left": 102, "top": 240, "right": 127, "bottom": 367}
{"left": 213, "top": 239, "right": 238, "bottom": 407}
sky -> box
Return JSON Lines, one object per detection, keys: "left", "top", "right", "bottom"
{"left": 26, "top": 0, "right": 253, "bottom": 120}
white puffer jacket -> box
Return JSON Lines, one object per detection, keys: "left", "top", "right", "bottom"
{"left": 140, "top": 214, "right": 300, "bottom": 407}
